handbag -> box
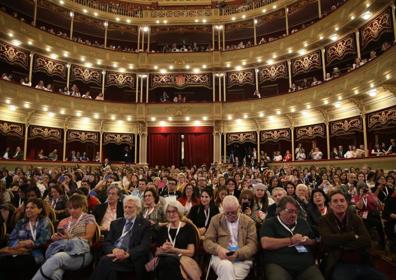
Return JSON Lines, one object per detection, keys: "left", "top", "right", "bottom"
{"left": 145, "top": 252, "right": 180, "bottom": 272}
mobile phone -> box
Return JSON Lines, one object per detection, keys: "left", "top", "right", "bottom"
{"left": 226, "top": 251, "right": 234, "bottom": 256}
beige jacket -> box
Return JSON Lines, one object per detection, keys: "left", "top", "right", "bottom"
{"left": 203, "top": 213, "right": 257, "bottom": 260}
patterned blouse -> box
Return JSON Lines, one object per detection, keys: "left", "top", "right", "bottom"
{"left": 57, "top": 213, "right": 96, "bottom": 238}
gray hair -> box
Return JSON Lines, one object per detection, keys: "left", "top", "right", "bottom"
{"left": 107, "top": 184, "right": 121, "bottom": 195}
{"left": 222, "top": 195, "right": 240, "bottom": 209}
{"left": 253, "top": 183, "right": 267, "bottom": 191}
{"left": 295, "top": 184, "right": 308, "bottom": 192}
{"left": 276, "top": 196, "right": 299, "bottom": 215}
{"left": 123, "top": 195, "right": 142, "bottom": 213}
{"left": 164, "top": 200, "right": 186, "bottom": 218}
{"left": 272, "top": 187, "right": 287, "bottom": 196}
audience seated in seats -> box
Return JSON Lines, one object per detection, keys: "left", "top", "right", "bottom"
{"left": 160, "top": 91, "right": 169, "bottom": 102}
{"left": 295, "top": 143, "right": 306, "bottom": 161}
{"left": 177, "top": 183, "right": 199, "bottom": 214}
{"left": 160, "top": 177, "right": 181, "bottom": 199}
{"left": 37, "top": 149, "right": 47, "bottom": 160}
{"left": 82, "top": 91, "right": 93, "bottom": 99}
{"left": 2, "top": 147, "right": 10, "bottom": 159}
{"left": 154, "top": 200, "right": 199, "bottom": 280}
{"left": 273, "top": 151, "right": 283, "bottom": 162}
{"left": 319, "top": 190, "right": 388, "bottom": 280}
{"left": 20, "top": 77, "right": 31, "bottom": 87}
{"left": 35, "top": 80, "right": 46, "bottom": 90}
{"left": 267, "top": 187, "right": 287, "bottom": 219}
{"left": 13, "top": 146, "right": 23, "bottom": 160}
{"left": 250, "top": 183, "right": 274, "bottom": 226}
{"left": 47, "top": 183, "right": 68, "bottom": 220}
{"left": 92, "top": 185, "right": 123, "bottom": 234}
{"left": 44, "top": 83, "right": 53, "bottom": 92}
{"left": 203, "top": 195, "right": 257, "bottom": 280}
{"left": 32, "top": 194, "right": 96, "bottom": 280}
{"left": 0, "top": 198, "right": 52, "bottom": 280}
{"left": 95, "top": 92, "right": 104, "bottom": 101}
{"left": 48, "top": 149, "right": 58, "bottom": 161}
{"left": 130, "top": 178, "right": 147, "bottom": 198}
{"left": 141, "top": 186, "right": 166, "bottom": 230}
{"left": 260, "top": 196, "right": 324, "bottom": 280}
{"left": 307, "top": 189, "right": 329, "bottom": 238}
{"left": 91, "top": 195, "right": 152, "bottom": 280}
{"left": 386, "top": 138, "right": 396, "bottom": 155}
{"left": 311, "top": 147, "right": 323, "bottom": 160}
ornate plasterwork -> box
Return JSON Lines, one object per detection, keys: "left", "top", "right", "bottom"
{"left": 326, "top": 34, "right": 356, "bottom": 65}
{"left": 368, "top": 106, "right": 396, "bottom": 130}
{"left": 330, "top": 117, "right": 362, "bottom": 136}
{"left": 227, "top": 70, "right": 255, "bottom": 87}
{"left": 260, "top": 129, "right": 290, "bottom": 143}
{"left": 227, "top": 132, "right": 257, "bottom": 145}
{"left": 151, "top": 73, "right": 210, "bottom": 88}
{"left": 34, "top": 55, "right": 66, "bottom": 79}
{"left": 295, "top": 124, "right": 325, "bottom": 140}
{"left": 0, "top": 41, "right": 29, "bottom": 69}
{"left": 258, "top": 62, "right": 288, "bottom": 82}
{"left": 292, "top": 51, "right": 321, "bottom": 76}
{"left": 361, "top": 9, "right": 392, "bottom": 48}
{"left": 106, "top": 72, "right": 135, "bottom": 88}
{"left": 29, "top": 126, "right": 62, "bottom": 141}
{"left": 0, "top": 121, "right": 24, "bottom": 138}
{"left": 71, "top": 65, "right": 101, "bottom": 85}
{"left": 103, "top": 133, "right": 134, "bottom": 146}
{"left": 67, "top": 130, "right": 99, "bottom": 144}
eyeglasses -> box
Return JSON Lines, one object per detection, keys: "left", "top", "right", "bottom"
{"left": 144, "top": 194, "right": 153, "bottom": 197}
{"left": 224, "top": 210, "right": 239, "bottom": 217}
{"left": 166, "top": 210, "right": 178, "bottom": 214}
{"left": 283, "top": 208, "right": 298, "bottom": 214}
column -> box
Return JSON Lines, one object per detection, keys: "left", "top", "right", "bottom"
{"left": 256, "top": 131, "right": 260, "bottom": 163}
{"left": 212, "top": 25, "right": 215, "bottom": 51}
{"left": 291, "top": 127, "right": 295, "bottom": 161}
{"left": 63, "top": 128, "right": 67, "bottom": 161}
{"left": 101, "top": 70, "right": 106, "bottom": 95}
{"left": 66, "top": 64, "right": 71, "bottom": 89}
{"left": 223, "top": 132, "right": 227, "bottom": 163}
{"left": 137, "top": 27, "right": 141, "bottom": 52}
{"left": 147, "top": 28, "right": 151, "bottom": 52}
{"left": 253, "top": 19, "right": 257, "bottom": 45}
{"left": 218, "top": 75, "right": 222, "bottom": 102}
{"left": 287, "top": 60, "right": 292, "bottom": 88}
{"left": 28, "top": 53, "right": 34, "bottom": 85}
{"left": 142, "top": 28, "right": 145, "bottom": 53}
{"left": 285, "top": 8, "right": 289, "bottom": 36}
{"left": 140, "top": 76, "right": 144, "bottom": 103}
{"left": 32, "top": 0, "right": 37, "bottom": 26}
{"left": 217, "top": 27, "right": 221, "bottom": 50}
{"left": 321, "top": 48, "right": 326, "bottom": 81}
{"left": 355, "top": 31, "right": 361, "bottom": 59}
{"left": 392, "top": 5, "right": 396, "bottom": 43}
{"left": 134, "top": 133, "right": 138, "bottom": 163}
{"left": 139, "top": 133, "right": 147, "bottom": 164}
{"left": 99, "top": 130, "right": 103, "bottom": 163}
{"left": 104, "top": 22, "right": 108, "bottom": 48}
{"left": 255, "top": 69, "right": 259, "bottom": 93}
{"left": 362, "top": 113, "right": 369, "bottom": 157}
{"left": 146, "top": 74, "right": 149, "bottom": 103}
{"left": 222, "top": 75, "right": 226, "bottom": 102}
{"left": 69, "top": 12, "right": 74, "bottom": 40}
{"left": 222, "top": 28, "right": 225, "bottom": 50}
{"left": 212, "top": 73, "right": 216, "bottom": 102}
{"left": 23, "top": 124, "right": 29, "bottom": 160}
{"left": 135, "top": 76, "right": 139, "bottom": 103}
{"left": 317, "top": 0, "right": 322, "bottom": 19}
{"left": 325, "top": 121, "right": 330, "bottom": 159}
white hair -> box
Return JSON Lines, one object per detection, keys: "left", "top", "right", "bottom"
{"left": 295, "top": 184, "right": 308, "bottom": 192}
{"left": 272, "top": 187, "right": 287, "bottom": 196}
{"left": 123, "top": 195, "right": 142, "bottom": 212}
{"left": 253, "top": 183, "right": 267, "bottom": 191}
{"left": 164, "top": 200, "right": 186, "bottom": 218}
{"left": 222, "top": 195, "right": 240, "bottom": 208}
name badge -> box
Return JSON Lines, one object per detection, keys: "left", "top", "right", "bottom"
{"left": 295, "top": 245, "right": 308, "bottom": 253}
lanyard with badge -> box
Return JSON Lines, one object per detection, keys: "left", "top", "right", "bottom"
{"left": 144, "top": 207, "right": 155, "bottom": 219}
{"left": 204, "top": 208, "right": 210, "bottom": 227}
{"left": 67, "top": 213, "right": 83, "bottom": 235}
{"left": 361, "top": 196, "right": 369, "bottom": 219}
{"left": 276, "top": 216, "right": 308, "bottom": 253}
{"left": 29, "top": 221, "right": 38, "bottom": 241}
{"left": 167, "top": 222, "right": 181, "bottom": 247}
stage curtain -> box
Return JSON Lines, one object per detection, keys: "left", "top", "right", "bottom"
{"left": 148, "top": 133, "right": 181, "bottom": 167}
{"left": 184, "top": 133, "right": 213, "bottom": 167}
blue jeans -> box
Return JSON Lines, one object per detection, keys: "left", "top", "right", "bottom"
{"left": 331, "top": 263, "right": 388, "bottom": 280}
{"left": 32, "top": 251, "right": 93, "bottom": 280}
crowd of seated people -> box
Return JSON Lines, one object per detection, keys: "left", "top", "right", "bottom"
{"left": 1, "top": 147, "right": 23, "bottom": 160}
{"left": 289, "top": 76, "right": 323, "bottom": 92}
{"left": 36, "top": 149, "right": 58, "bottom": 161}
{"left": 371, "top": 139, "right": 396, "bottom": 156}
{"left": 0, "top": 159, "right": 394, "bottom": 279}
{"left": 66, "top": 151, "right": 99, "bottom": 162}
{"left": 157, "top": 42, "right": 211, "bottom": 53}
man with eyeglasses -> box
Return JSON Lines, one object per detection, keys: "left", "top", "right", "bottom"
{"left": 160, "top": 177, "right": 181, "bottom": 199}
{"left": 260, "top": 196, "right": 324, "bottom": 280}
{"left": 204, "top": 195, "right": 257, "bottom": 280}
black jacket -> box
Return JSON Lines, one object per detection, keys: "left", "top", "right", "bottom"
{"left": 188, "top": 204, "right": 219, "bottom": 228}
{"left": 93, "top": 202, "right": 124, "bottom": 226}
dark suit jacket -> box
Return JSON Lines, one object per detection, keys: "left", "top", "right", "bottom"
{"left": 93, "top": 202, "right": 124, "bottom": 226}
{"left": 102, "top": 216, "right": 152, "bottom": 262}
{"left": 188, "top": 204, "right": 219, "bottom": 228}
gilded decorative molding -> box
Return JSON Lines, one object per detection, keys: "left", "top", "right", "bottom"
{"left": 260, "top": 129, "right": 291, "bottom": 143}
{"left": 0, "top": 41, "right": 29, "bottom": 69}
{"left": 295, "top": 124, "right": 325, "bottom": 140}
{"left": 227, "top": 70, "right": 255, "bottom": 88}
{"left": 103, "top": 133, "right": 134, "bottom": 145}
{"left": 29, "top": 126, "right": 63, "bottom": 141}
{"left": 226, "top": 132, "right": 257, "bottom": 145}
{"left": 258, "top": 62, "right": 288, "bottom": 82}
{"left": 367, "top": 106, "right": 396, "bottom": 130}
{"left": 71, "top": 65, "right": 102, "bottom": 85}
{"left": 0, "top": 121, "right": 24, "bottom": 138}
{"left": 67, "top": 130, "right": 99, "bottom": 144}
{"left": 151, "top": 73, "right": 210, "bottom": 88}
{"left": 361, "top": 8, "right": 392, "bottom": 48}
{"left": 326, "top": 34, "right": 356, "bottom": 65}
{"left": 150, "top": 9, "right": 212, "bottom": 18}
{"left": 291, "top": 51, "right": 321, "bottom": 76}
{"left": 164, "top": 105, "right": 192, "bottom": 116}
{"left": 34, "top": 55, "right": 67, "bottom": 79}
{"left": 330, "top": 117, "right": 363, "bottom": 136}
{"left": 106, "top": 72, "right": 135, "bottom": 88}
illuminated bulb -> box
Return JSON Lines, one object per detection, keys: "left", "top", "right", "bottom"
{"left": 262, "top": 9, "right": 266, "bottom": 13}
{"left": 84, "top": 62, "right": 93, "bottom": 68}
{"left": 111, "top": 115, "right": 116, "bottom": 121}
{"left": 361, "top": 11, "right": 372, "bottom": 20}
{"left": 194, "top": 19, "right": 198, "bottom": 23}
{"left": 386, "top": 74, "right": 391, "bottom": 80}
{"left": 298, "top": 49, "right": 306, "bottom": 55}
{"left": 290, "top": 107, "right": 296, "bottom": 113}
{"left": 194, "top": 120, "right": 201, "bottom": 126}
{"left": 185, "top": 116, "right": 190, "bottom": 121}
{"left": 76, "top": 112, "right": 82, "bottom": 117}
{"left": 94, "top": 113, "right": 99, "bottom": 119}
{"left": 330, "top": 34, "right": 339, "bottom": 41}
{"left": 69, "top": 11, "right": 74, "bottom": 17}
{"left": 168, "top": 117, "right": 173, "bottom": 121}
{"left": 202, "top": 19, "right": 207, "bottom": 23}
{"left": 227, "top": 115, "right": 232, "bottom": 120}
{"left": 202, "top": 65, "right": 207, "bottom": 69}
{"left": 11, "top": 39, "right": 21, "bottom": 47}
{"left": 127, "top": 116, "right": 132, "bottom": 121}
{"left": 128, "top": 64, "right": 134, "bottom": 69}
{"left": 306, "top": 104, "right": 311, "bottom": 109}
{"left": 350, "top": 15, "right": 355, "bottom": 20}
{"left": 48, "top": 112, "right": 55, "bottom": 117}
{"left": 334, "top": 102, "right": 341, "bottom": 108}
{"left": 9, "top": 105, "right": 16, "bottom": 111}
{"left": 242, "top": 15, "right": 246, "bottom": 19}
{"left": 28, "top": 40, "right": 33, "bottom": 45}
{"left": 60, "top": 109, "right": 65, "bottom": 114}
{"left": 192, "top": 68, "right": 200, "bottom": 74}
{"left": 257, "top": 58, "right": 262, "bottom": 62}
{"left": 43, "top": 106, "right": 48, "bottom": 112}
{"left": 272, "top": 5, "right": 277, "bottom": 9}
{"left": 259, "top": 112, "right": 264, "bottom": 117}
{"left": 202, "top": 116, "right": 208, "bottom": 121}
{"left": 231, "top": 17, "right": 236, "bottom": 21}
{"left": 142, "top": 26, "right": 149, "bottom": 32}
{"left": 116, "top": 17, "right": 120, "bottom": 22}
{"left": 5, "top": 99, "right": 11, "bottom": 104}
{"left": 8, "top": 32, "right": 13, "bottom": 37}
{"left": 288, "top": 48, "right": 292, "bottom": 53}
{"left": 266, "top": 59, "right": 274, "bottom": 65}
{"left": 63, "top": 51, "right": 69, "bottom": 57}
{"left": 80, "top": 56, "right": 86, "bottom": 62}
{"left": 226, "top": 62, "right": 231, "bottom": 68}
{"left": 93, "top": 12, "right": 98, "bottom": 17}
{"left": 243, "top": 114, "right": 248, "bottom": 119}
{"left": 276, "top": 110, "right": 281, "bottom": 115}
{"left": 24, "top": 103, "right": 30, "bottom": 108}
{"left": 338, "top": 96, "right": 342, "bottom": 100}
{"left": 354, "top": 89, "right": 359, "bottom": 95}
{"left": 323, "top": 100, "right": 329, "bottom": 105}
{"left": 59, "top": 0, "right": 64, "bottom": 4}
{"left": 151, "top": 117, "right": 156, "bottom": 121}
{"left": 156, "top": 20, "right": 160, "bottom": 23}
{"left": 45, "top": 46, "right": 51, "bottom": 52}
{"left": 168, "top": 65, "right": 174, "bottom": 70}
{"left": 335, "top": 27, "right": 339, "bottom": 31}
{"left": 159, "top": 69, "right": 167, "bottom": 74}
{"left": 126, "top": 19, "right": 131, "bottom": 23}
{"left": 185, "top": 65, "right": 190, "bottom": 69}
{"left": 254, "top": 19, "right": 258, "bottom": 24}
{"left": 83, "top": 9, "right": 88, "bottom": 14}
{"left": 242, "top": 61, "right": 246, "bottom": 66}
{"left": 163, "top": 20, "right": 168, "bottom": 24}
{"left": 104, "top": 21, "right": 108, "bottom": 27}
{"left": 159, "top": 121, "right": 166, "bottom": 126}
{"left": 319, "top": 35, "right": 324, "bottom": 40}
{"left": 303, "top": 42, "right": 308, "bottom": 47}
{"left": 368, "top": 89, "right": 377, "bottom": 97}
{"left": 235, "top": 65, "right": 242, "bottom": 71}
{"left": 370, "top": 83, "right": 375, "bottom": 88}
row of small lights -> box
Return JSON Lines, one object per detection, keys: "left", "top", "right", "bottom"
{"left": 6, "top": 7, "right": 373, "bottom": 73}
